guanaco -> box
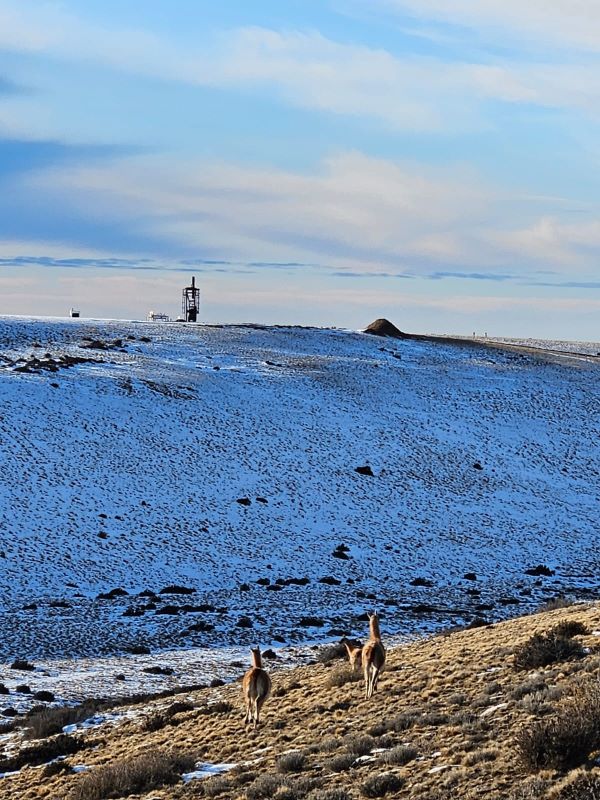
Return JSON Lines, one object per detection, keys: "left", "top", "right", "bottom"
{"left": 362, "top": 612, "right": 386, "bottom": 698}
{"left": 342, "top": 638, "right": 363, "bottom": 672}
{"left": 242, "top": 647, "right": 272, "bottom": 728}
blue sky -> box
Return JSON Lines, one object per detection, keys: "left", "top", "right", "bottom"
{"left": 0, "top": 0, "right": 599, "bottom": 337}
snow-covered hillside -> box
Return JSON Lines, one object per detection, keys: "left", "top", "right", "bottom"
{"left": 0, "top": 317, "right": 598, "bottom": 666}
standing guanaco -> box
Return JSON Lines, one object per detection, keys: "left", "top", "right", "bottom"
{"left": 242, "top": 647, "right": 272, "bottom": 728}
{"left": 362, "top": 612, "right": 386, "bottom": 698}
{"left": 342, "top": 638, "right": 363, "bottom": 672}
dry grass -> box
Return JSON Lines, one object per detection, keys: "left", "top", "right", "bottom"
{"left": 4, "top": 603, "right": 600, "bottom": 800}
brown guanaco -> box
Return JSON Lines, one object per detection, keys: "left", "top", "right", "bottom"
{"left": 362, "top": 612, "right": 386, "bottom": 698}
{"left": 242, "top": 647, "right": 272, "bottom": 728}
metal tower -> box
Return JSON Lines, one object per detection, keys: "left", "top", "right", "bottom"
{"left": 182, "top": 276, "right": 200, "bottom": 322}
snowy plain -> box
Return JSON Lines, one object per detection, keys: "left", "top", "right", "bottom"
{"left": 0, "top": 316, "right": 598, "bottom": 713}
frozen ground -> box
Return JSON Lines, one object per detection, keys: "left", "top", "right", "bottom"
{"left": 0, "top": 317, "right": 598, "bottom": 709}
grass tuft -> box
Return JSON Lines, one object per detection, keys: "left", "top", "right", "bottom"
{"left": 68, "top": 751, "right": 195, "bottom": 800}
{"left": 360, "top": 773, "right": 405, "bottom": 798}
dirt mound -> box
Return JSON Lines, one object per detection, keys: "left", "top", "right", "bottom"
{"left": 363, "top": 318, "right": 408, "bottom": 339}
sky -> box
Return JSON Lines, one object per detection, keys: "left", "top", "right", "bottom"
{"left": 0, "top": 0, "right": 599, "bottom": 338}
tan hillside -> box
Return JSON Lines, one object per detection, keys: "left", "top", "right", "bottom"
{"left": 4, "top": 602, "right": 600, "bottom": 800}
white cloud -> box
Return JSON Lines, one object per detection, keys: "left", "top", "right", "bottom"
{"left": 19, "top": 149, "right": 599, "bottom": 281}
{"left": 377, "top": 0, "right": 600, "bottom": 51}
{"left": 1, "top": 1, "right": 600, "bottom": 135}
{"left": 31, "top": 150, "right": 498, "bottom": 270}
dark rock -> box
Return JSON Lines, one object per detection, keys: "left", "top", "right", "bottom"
{"left": 239, "top": 583, "right": 250, "bottom": 592}
{"left": 256, "top": 578, "right": 271, "bottom": 586}
{"left": 363, "top": 318, "right": 408, "bottom": 339}
{"left": 33, "top": 690, "right": 55, "bottom": 702}
{"left": 97, "top": 587, "right": 129, "bottom": 600}
{"left": 499, "top": 596, "right": 520, "bottom": 606}
{"left": 463, "top": 572, "right": 478, "bottom": 581}
{"left": 23, "top": 603, "right": 37, "bottom": 611}
{"left": 473, "top": 462, "right": 483, "bottom": 470}
{"left": 127, "top": 645, "right": 151, "bottom": 655}
{"left": 236, "top": 616, "right": 253, "bottom": 628}
{"left": 159, "top": 585, "right": 196, "bottom": 595}
{"left": 236, "top": 497, "right": 252, "bottom": 506}
{"left": 299, "top": 616, "right": 325, "bottom": 627}
{"left": 10, "top": 659, "right": 35, "bottom": 671}
{"left": 355, "top": 465, "right": 375, "bottom": 477}
{"left": 319, "top": 576, "right": 341, "bottom": 586}
{"left": 155, "top": 605, "right": 180, "bottom": 615}
{"left": 2, "top": 708, "right": 18, "bottom": 717}
{"left": 466, "top": 617, "right": 489, "bottom": 629}
{"left": 210, "top": 678, "right": 225, "bottom": 688}
{"left": 410, "top": 604, "right": 438, "bottom": 613}
{"left": 115, "top": 674, "right": 126, "bottom": 681}
{"left": 262, "top": 649, "right": 278, "bottom": 660}
{"left": 255, "top": 497, "right": 268, "bottom": 504}
{"left": 0, "top": 684, "right": 8, "bottom": 695}
{"left": 266, "top": 584, "right": 284, "bottom": 591}
{"left": 186, "top": 621, "right": 215, "bottom": 633}
{"left": 410, "top": 577, "right": 434, "bottom": 587}
{"left": 122, "top": 606, "right": 146, "bottom": 617}
{"left": 332, "top": 549, "right": 351, "bottom": 560}
{"left": 142, "top": 666, "right": 174, "bottom": 675}
{"left": 49, "top": 601, "right": 70, "bottom": 609}
{"left": 525, "top": 564, "right": 555, "bottom": 577}
{"left": 15, "top": 685, "right": 31, "bottom": 693}
{"left": 138, "top": 589, "right": 157, "bottom": 598}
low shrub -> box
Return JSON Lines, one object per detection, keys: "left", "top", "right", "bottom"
{"left": 463, "top": 748, "right": 498, "bottom": 766}
{"left": 197, "top": 701, "right": 232, "bottom": 715}
{"left": 507, "top": 778, "right": 549, "bottom": 800}
{"left": 141, "top": 712, "right": 167, "bottom": 732}
{"left": 368, "top": 710, "right": 419, "bottom": 736}
{"left": 344, "top": 734, "right": 376, "bottom": 756}
{"left": 308, "top": 790, "right": 351, "bottom": 800}
{"left": 513, "top": 628, "right": 585, "bottom": 670}
{"left": 360, "top": 773, "right": 405, "bottom": 798}
{"left": 553, "top": 620, "right": 589, "bottom": 638}
{"left": 317, "top": 737, "right": 341, "bottom": 753}
{"left": 245, "top": 774, "right": 285, "bottom": 800}
{"left": 326, "top": 666, "right": 361, "bottom": 688}
{"left": 536, "top": 597, "right": 574, "bottom": 612}
{"left": 276, "top": 751, "right": 306, "bottom": 774}
{"left": 516, "top": 682, "right": 600, "bottom": 771}
{"left": 317, "top": 642, "right": 348, "bottom": 664}
{"left": 202, "top": 774, "right": 232, "bottom": 797}
{"left": 551, "top": 772, "right": 600, "bottom": 800}
{"left": 382, "top": 744, "right": 418, "bottom": 766}
{"left": 325, "top": 753, "right": 356, "bottom": 773}
{"left": 277, "top": 777, "right": 321, "bottom": 800}
{"left": 0, "top": 734, "right": 83, "bottom": 772}
{"left": 69, "top": 751, "right": 196, "bottom": 800}
{"left": 510, "top": 679, "right": 548, "bottom": 701}
{"left": 23, "top": 700, "right": 100, "bottom": 739}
